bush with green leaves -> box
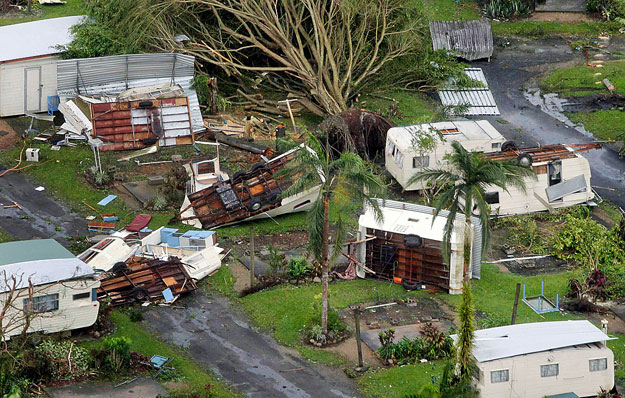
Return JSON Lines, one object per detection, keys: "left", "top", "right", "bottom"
{"left": 287, "top": 257, "right": 312, "bottom": 279}
{"left": 34, "top": 340, "right": 90, "bottom": 381}
{"left": 587, "top": 0, "right": 625, "bottom": 20}
{"left": 103, "top": 337, "right": 131, "bottom": 372}
{"left": 377, "top": 323, "right": 453, "bottom": 365}
{"left": 266, "top": 245, "right": 287, "bottom": 278}
{"left": 482, "top": 0, "right": 531, "bottom": 19}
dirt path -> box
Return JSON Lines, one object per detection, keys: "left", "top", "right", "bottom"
{"left": 142, "top": 292, "right": 360, "bottom": 398}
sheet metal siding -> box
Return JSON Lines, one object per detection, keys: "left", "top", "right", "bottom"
{"left": 373, "top": 198, "right": 482, "bottom": 278}
{"left": 430, "top": 20, "right": 493, "bottom": 61}
{"left": 57, "top": 54, "right": 203, "bottom": 132}
{"left": 438, "top": 68, "right": 499, "bottom": 116}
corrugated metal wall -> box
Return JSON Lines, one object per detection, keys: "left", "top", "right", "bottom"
{"left": 438, "top": 68, "right": 500, "bottom": 116}
{"left": 373, "top": 198, "right": 482, "bottom": 279}
{"left": 429, "top": 20, "right": 493, "bottom": 61}
{"left": 56, "top": 53, "right": 204, "bottom": 132}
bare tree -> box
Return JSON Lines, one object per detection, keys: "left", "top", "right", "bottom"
{"left": 144, "top": 0, "right": 426, "bottom": 115}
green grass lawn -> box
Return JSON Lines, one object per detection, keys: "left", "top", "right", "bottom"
{"left": 567, "top": 110, "right": 625, "bottom": 142}
{"left": 419, "top": 0, "right": 480, "bottom": 21}
{"left": 361, "top": 91, "right": 439, "bottom": 126}
{"left": 542, "top": 60, "right": 625, "bottom": 98}
{"left": 492, "top": 20, "right": 620, "bottom": 38}
{"left": 358, "top": 361, "right": 445, "bottom": 398}
{"left": 81, "top": 310, "right": 241, "bottom": 398}
{"left": 0, "top": 0, "right": 85, "bottom": 27}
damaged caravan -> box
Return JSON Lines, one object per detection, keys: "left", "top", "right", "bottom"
{"left": 355, "top": 199, "right": 482, "bottom": 294}
{"left": 178, "top": 145, "right": 322, "bottom": 229}
{"left": 385, "top": 120, "right": 506, "bottom": 191}
{"left": 481, "top": 143, "right": 600, "bottom": 216}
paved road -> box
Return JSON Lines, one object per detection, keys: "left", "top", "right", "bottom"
{"left": 0, "top": 165, "right": 87, "bottom": 244}
{"left": 46, "top": 376, "right": 167, "bottom": 398}
{"left": 471, "top": 38, "right": 625, "bottom": 208}
{"left": 142, "top": 292, "right": 360, "bottom": 398}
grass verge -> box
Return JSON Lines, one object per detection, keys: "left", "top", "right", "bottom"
{"left": 542, "top": 60, "right": 625, "bottom": 98}
{"left": 492, "top": 20, "right": 620, "bottom": 38}
{"left": 358, "top": 361, "right": 445, "bottom": 398}
{"left": 567, "top": 110, "right": 625, "bottom": 142}
{"left": 81, "top": 310, "right": 241, "bottom": 398}
{"left": 0, "top": 0, "right": 85, "bottom": 27}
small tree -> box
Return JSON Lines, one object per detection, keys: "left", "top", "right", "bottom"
{"left": 280, "top": 135, "right": 386, "bottom": 333}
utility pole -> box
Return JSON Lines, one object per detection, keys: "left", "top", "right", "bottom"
{"left": 351, "top": 304, "right": 364, "bottom": 370}
{"left": 511, "top": 283, "right": 521, "bottom": 325}
{"left": 250, "top": 224, "right": 255, "bottom": 288}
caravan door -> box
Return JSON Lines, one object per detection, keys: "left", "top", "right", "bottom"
{"left": 24, "top": 67, "right": 42, "bottom": 113}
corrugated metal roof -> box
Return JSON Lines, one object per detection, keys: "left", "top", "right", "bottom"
{"left": 430, "top": 20, "right": 493, "bottom": 61}
{"left": 0, "top": 239, "right": 94, "bottom": 293}
{"left": 438, "top": 68, "right": 500, "bottom": 116}
{"left": 57, "top": 54, "right": 204, "bottom": 132}
{"left": 455, "top": 320, "right": 614, "bottom": 363}
{"left": 0, "top": 16, "right": 84, "bottom": 63}
{"left": 363, "top": 199, "right": 482, "bottom": 278}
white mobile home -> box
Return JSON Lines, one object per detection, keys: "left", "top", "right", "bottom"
{"left": 385, "top": 120, "right": 506, "bottom": 191}
{"left": 0, "top": 239, "right": 99, "bottom": 340}
{"left": 0, "top": 16, "right": 83, "bottom": 116}
{"left": 356, "top": 199, "right": 482, "bottom": 294}
{"left": 482, "top": 144, "right": 597, "bottom": 216}
{"left": 465, "top": 320, "right": 614, "bottom": 398}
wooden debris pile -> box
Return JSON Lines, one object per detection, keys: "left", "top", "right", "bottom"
{"left": 97, "top": 257, "right": 197, "bottom": 306}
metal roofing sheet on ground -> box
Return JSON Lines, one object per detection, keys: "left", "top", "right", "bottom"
{"left": 454, "top": 320, "right": 614, "bottom": 363}
{"left": 429, "top": 20, "right": 493, "bottom": 61}
{"left": 0, "top": 16, "right": 84, "bottom": 62}
{"left": 57, "top": 54, "right": 203, "bottom": 132}
{"left": 438, "top": 68, "right": 500, "bottom": 116}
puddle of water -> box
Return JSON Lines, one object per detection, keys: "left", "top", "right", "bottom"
{"left": 523, "top": 89, "right": 594, "bottom": 138}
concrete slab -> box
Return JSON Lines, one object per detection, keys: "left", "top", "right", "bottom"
{"left": 360, "top": 321, "right": 454, "bottom": 352}
{"left": 535, "top": 0, "right": 585, "bottom": 12}
{"left": 122, "top": 181, "right": 159, "bottom": 206}
{"left": 239, "top": 256, "right": 270, "bottom": 276}
{"left": 46, "top": 377, "right": 167, "bottom": 398}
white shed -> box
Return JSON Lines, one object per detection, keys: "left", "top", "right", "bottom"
{"left": 0, "top": 239, "right": 100, "bottom": 340}
{"left": 0, "top": 16, "right": 83, "bottom": 117}
{"left": 462, "top": 320, "right": 615, "bottom": 398}
{"left": 385, "top": 120, "right": 506, "bottom": 191}
{"left": 356, "top": 198, "right": 482, "bottom": 294}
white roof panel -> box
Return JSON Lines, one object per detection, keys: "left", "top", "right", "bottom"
{"left": 0, "top": 258, "right": 95, "bottom": 293}
{"left": 455, "top": 320, "right": 614, "bottom": 363}
{"left": 0, "top": 16, "right": 84, "bottom": 63}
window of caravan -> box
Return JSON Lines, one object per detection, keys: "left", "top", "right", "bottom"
{"left": 490, "top": 369, "right": 509, "bottom": 383}
{"left": 485, "top": 192, "right": 499, "bottom": 204}
{"left": 492, "top": 142, "right": 501, "bottom": 150}
{"left": 24, "top": 294, "right": 59, "bottom": 313}
{"left": 540, "top": 364, "right": 559, "bottom": 377}
{"left": 386, "top": 139, "right": 394, "bottom": 156}
{"left": 589, "top": 358, "right": 608, "bottom": 372}
{"left": 395, "top": 150, "right": 404, "bottom": 168}
{"left": 413, "top": 156, "right": 429, "bottom": 169}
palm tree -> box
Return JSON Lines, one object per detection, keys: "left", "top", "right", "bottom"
{"left": 408, "top": 140, "right": 535, "bottom": 379}
{"left": 280, "top": 135, "right": 386, "bottom": 333}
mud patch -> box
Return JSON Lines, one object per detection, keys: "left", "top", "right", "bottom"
{"left": 497, "top": 255, "right": 571, "bottom": 276}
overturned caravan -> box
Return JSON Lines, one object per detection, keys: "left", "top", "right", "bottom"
{"left": 481, "top": 143, "right": 600, "bottom": 216}
{"left": 178, "top": 145, "right": 322, "bottom": 229}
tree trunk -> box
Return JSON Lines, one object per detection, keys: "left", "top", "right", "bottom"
{"left": 464, "top": 215, "right": 472, "bottom": 284}
{"left": 321, "top": 195, "right": 330, "bottom": 334}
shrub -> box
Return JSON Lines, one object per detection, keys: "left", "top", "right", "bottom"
{"left": 482, "top": 0, "right": 531, "bottom": 19}
{"left": 34, "top": 340, "right": 90, "bottom": 381}
{"left": 587, "top": 0, "right": 625, "bottom": 19}
{"left": 128, "top": 306, "right": 144, "bottom": 323}
{"left": 151, "top": 194, "right": 168, "bottom": 211}
{"left": 103, "top": 337, "right": 131, "bottom": 372}
{"left": 266, "top": 245, "right": 287, "bottom": 277}
{"left": 287, "top": 257, "right": 312, "bottom": 279}
{"left": 377, "top": 324, "right": 453, "bottom": 365}
{"left": 89, "top": 165, "right": 110, "bottom": 187}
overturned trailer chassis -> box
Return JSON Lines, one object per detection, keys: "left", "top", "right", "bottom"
{"left": 177, "top": 149, "right": 307, "bottom": 229}
{"left": 97, "top": 257, "right": 197, "bottom": 306}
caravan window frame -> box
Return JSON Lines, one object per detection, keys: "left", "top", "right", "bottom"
{"left": 490, "top": 369, "right": 509, "bottom": 383}
{"left": 412, "top": 155, "right": 430, "bottom": 169}
{"left": 23, "top": 293, "right": 59, "bottom": 313}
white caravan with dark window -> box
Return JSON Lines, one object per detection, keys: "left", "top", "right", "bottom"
{"left": 385, "top": 120, "right": 506, "bottom": 191}
{"left": 0, "top": 239, "right": 100, "bottom": 340}
{"left": 455, "top": 320, "right": 615, "bottom": 398}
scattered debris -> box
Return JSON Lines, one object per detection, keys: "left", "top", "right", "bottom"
{"left": 522, "top": 281, "right": 559, "bottom": 314}
{"left": 603, "top": 78, "right": 615, "bottom": 92}
{"left": 97, "top": 195, "right": 117, "bottom": 206}
{"left": 438, "top": 68, "right": 500, "bottom": 116}
{"left": 97, "top": 258, "right": 198, "bottom": 306}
